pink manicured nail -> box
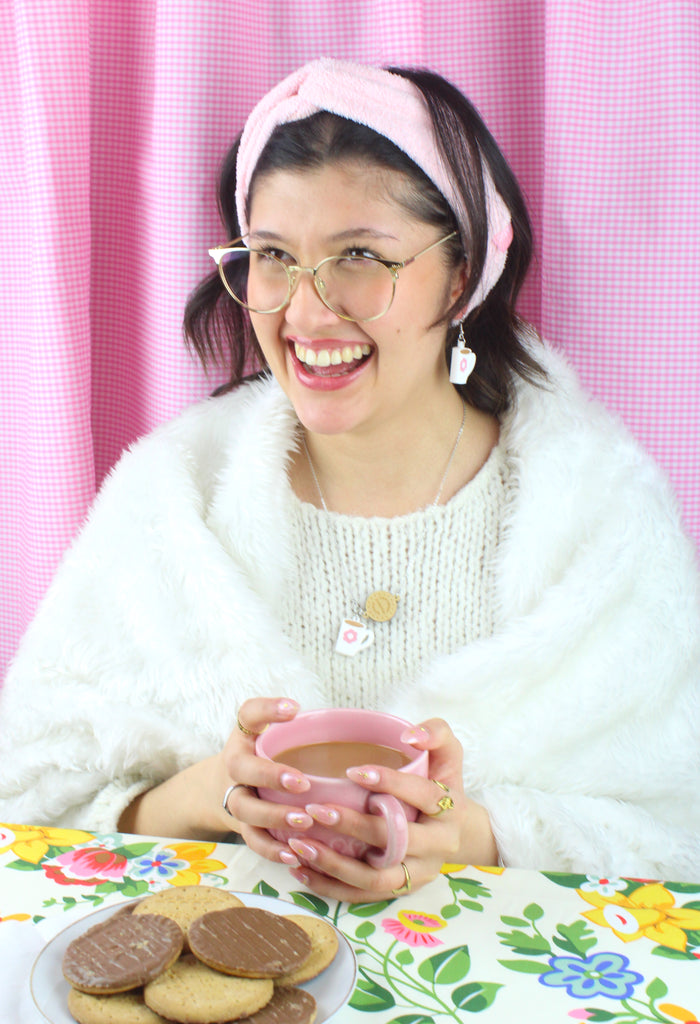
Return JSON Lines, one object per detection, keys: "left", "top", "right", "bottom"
{"left": 279, "top": 849, "right": 301, "bottom": 867}
{"left": 285, "top": 810, "right": 313, "bottom": 829}
{"left": 347, "top": 766, "right": 380, "bottom": 784}
{"left": 291, "top": 869, "right": 311, "bottom": 887}
{"left": 400, "top": 726, "right": 430, "bottom": 745}
{"left": 288, "top": 838, "right": 318, "bottom": 861}
{"left": 276, "top": 699, "right": 299, "bottom": 716}
{"left": 305, "top": 804, "right": 340, "bottom": 826}
{"left": 281, "top": 772, "right": 311, "bottom": 793}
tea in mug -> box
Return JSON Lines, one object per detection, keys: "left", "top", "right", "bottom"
{"left": 273, "top": 741, "right": 411, "bottom": 777}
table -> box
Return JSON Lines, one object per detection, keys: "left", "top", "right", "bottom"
{"left": 1, "top": 822, "right": 699, "bottom": 1023}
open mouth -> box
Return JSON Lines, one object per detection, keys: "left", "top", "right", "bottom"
{"left": 291, "top": 341, "right": 373, "bottom": 378}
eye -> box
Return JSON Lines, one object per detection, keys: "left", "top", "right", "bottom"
{"left": 252, "top": 244, "right": 294, "bottom": 266}
{"left": 343, "top": 246, "right": 382, "bottom": 261}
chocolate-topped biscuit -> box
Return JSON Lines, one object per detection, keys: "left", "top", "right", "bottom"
{"left": 133, "top": 884, "right": 244, "bottom": 951}
{"left": 189, "top": 907, "right": 311, "bottom": 978}
{"left": 63, "top": 912, "right": 184, "bottom": 994}
{"left": 245, "top": 986, "right": 317, "bottom": 1024}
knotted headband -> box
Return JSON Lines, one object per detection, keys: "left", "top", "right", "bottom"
{"left": 235, "top": 57, "right": 513, "bottom": 316}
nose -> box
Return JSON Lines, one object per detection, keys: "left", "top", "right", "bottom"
{"left": 284, "top": 268, "right": 338, "bottom": 327}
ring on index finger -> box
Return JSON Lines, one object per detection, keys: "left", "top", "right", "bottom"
{"left": 236, "top": 712, "right": 258, "bottom": 736}
{"left": 430, "top": 779, "right": 455, "bottom": 816}
{"left": 223, "top": 783, "right": 251, "bottom": 817}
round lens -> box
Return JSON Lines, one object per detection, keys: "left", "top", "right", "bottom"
{"left": 318, "top": 256, "right": 395, "bottom": 321}
{"left": 219, "top": 249, "right": 290, "bottom": 313}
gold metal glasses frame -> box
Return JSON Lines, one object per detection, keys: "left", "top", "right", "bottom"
{"left": 208, "top": 230, "right": 458, "bottom": 322}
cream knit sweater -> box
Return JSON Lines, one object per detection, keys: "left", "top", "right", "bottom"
{"left": 282, "top": 442, "right": 510, "bottom": 707}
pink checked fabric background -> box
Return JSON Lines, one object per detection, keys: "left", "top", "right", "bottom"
{"left": 1, "top": 1, "right": 699, "bottom": 679}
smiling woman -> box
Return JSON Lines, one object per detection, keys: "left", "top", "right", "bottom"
{"left": 0, "top": 58, "right": 698, "bottom": 904}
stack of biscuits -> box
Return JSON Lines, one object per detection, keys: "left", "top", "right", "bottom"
{"left": 62, "top": 885, "right": 339, "bottom": 1024}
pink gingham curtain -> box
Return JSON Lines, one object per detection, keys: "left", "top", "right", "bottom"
{"left": 2, "top": 0, "right": 699, "bottom": 679}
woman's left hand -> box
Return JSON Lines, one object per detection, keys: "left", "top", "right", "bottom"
{"left": 285, "top": 718, "right": 498, "bottom": 903}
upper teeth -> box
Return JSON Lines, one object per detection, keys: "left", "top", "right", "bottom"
{"left": 294, "top": 343, "right": 371, "bottom": 367}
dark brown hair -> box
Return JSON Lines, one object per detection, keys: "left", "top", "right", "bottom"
{"left": 184, "top": 65, "right": 546, "bottom": 411}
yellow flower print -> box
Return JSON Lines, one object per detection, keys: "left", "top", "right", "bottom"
{"left": 0, "top": 914, "right": 32, "bottom": 923}
{"left": 0, "top": 825, "right": 94, "bottom": 865}
{"left": 579, "top": 883, "right": 700, "bottom": 952}
{"left": 440, "top": 863, "right": 505, "bottom": 876}
{"left": 658, "top": 1004, "right": 700, "bottom": 1023}
{"left": 164, "top": 842, "right": 227, "bottom": 886}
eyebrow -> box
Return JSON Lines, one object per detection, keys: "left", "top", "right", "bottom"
{"left": 248, "top": 228, "right": 400, "bottom": 243}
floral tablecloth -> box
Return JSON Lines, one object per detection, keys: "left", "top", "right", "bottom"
{"left": 1, "top": 822, "right": 699, "bottom": 1023}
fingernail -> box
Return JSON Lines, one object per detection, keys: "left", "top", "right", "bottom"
{"left": 285, "top": 810, "right": 313, "bottom": 829}
{"left": 277, "top": 699, "right": 299, "bottom": 717}
{"left": 400, "top": 726, "right": 430, "bottom": 745}
{"left": 347, "top": 766, "right": 380, "bottom": 784}
{"left": 281, "top": 772, "right": 311, "bottom": 793}
{"left": 279, "top": 849, "right": 301, "bottom": 867}
{"left": 291, "top": 869, "right": 311, "bottom": 887}
{"left": 287, "top": 838, "right": 318, "bottom": 861}
{"left": 305, "top": 804, "right": 340, "bottom": 826}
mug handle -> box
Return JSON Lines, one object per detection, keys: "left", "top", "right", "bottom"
{"left": 365, "top": 793, "right": 409, "bottom": 869}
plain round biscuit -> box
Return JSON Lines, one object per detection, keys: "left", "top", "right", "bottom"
{"left": 144, "top": 955, "right": 274, "bottom": 1024}
{"left": 244, "top": 986, "right": 317, "bottom": 1024}
{"left": 275, "top": 915, "right": 338, "bottom": 986}
{"left": 133, "top": 886, "right": 244, "bottom": 949}
{"left": 67, "top": 987, "right": 172, "bottom": 1024}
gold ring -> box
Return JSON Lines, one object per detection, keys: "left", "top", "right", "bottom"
{"left": 222, "top": 783, "right": 250, "bottom": 817}
{"left": 391, "top": 861, "right": 412, "bottom": 897}
{"left": 236, "top": 713, "right": 258, "bottom": 736}
{"left": 431, "top": 779, "right": 455, "bottom": 815}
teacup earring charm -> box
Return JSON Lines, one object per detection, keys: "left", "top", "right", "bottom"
{"left": 449, "top": 320, "right": 476, "bottom": 385}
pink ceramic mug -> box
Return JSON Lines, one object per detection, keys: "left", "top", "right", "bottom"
{"left": 256, "top": 708, "right": 429, "bottom": 868}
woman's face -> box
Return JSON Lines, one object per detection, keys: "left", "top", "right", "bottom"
{"left": 246, "top": 161, "right": 464, "bottom": 438}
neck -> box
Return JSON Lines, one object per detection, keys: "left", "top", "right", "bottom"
{"left": 295, "top": 391, "right": 492, "bottom": 517}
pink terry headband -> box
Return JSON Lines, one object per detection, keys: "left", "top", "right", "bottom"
{"left": 235, "top": 57, "right": 513, "bottom": 316}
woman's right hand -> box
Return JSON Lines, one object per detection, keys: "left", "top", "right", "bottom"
{"left": 118, "top": 696, "right": 311, "bottom": 860}
{"left": 219, "top": 696, "right": 314, "bottom": 866}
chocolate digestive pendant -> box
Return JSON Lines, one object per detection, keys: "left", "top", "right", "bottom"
{"left": 364, "top": 590, "right": 400, "bottom": 622}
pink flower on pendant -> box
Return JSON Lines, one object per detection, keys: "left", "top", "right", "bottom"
{"left": 382, "top": 910, "right": 447, "bottom": 946}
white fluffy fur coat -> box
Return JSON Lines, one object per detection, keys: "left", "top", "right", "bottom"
{"left": 1, "top": 342, "right": 699, "bottom": 879}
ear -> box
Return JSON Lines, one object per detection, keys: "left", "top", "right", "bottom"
{"left": 448, "top": 259, "right": 469, "bottom": 320}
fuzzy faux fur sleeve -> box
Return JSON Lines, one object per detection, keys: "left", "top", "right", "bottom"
{"left": 0, "top": 348, "right": 698, "bottom": 882}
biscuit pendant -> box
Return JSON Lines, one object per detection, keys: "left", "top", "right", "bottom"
{"left": 364, "top": 590, "right": 399, "bottom": 623}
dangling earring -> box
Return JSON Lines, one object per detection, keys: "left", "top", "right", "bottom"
{"left": 449, "top": 321, "right": 476, "bottom": 385}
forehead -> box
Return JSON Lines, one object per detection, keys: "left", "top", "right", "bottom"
{"left": 247, "top": 161, "right": 419, "bottom": 236}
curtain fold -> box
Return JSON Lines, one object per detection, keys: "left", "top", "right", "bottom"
{"left": 2, "top": 0, "right": 698, "bottom": 678}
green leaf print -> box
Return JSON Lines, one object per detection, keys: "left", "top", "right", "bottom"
{"left": 349, "top": 970, "right": 396, "bottom": 1012}
{"left": 253, "top": 880, "right": 279, "bottom": 898}
{"left": 451, "top": 981, "right": 502, "bottom": 1012}
{"left": 290, "top": 892, "right": 329, "bottom": 917}
{"left": 552, "top": 920, "right": 597, "bottom": 957}
{"left": 417, "top": 946, "right": 471, "bottom": 985}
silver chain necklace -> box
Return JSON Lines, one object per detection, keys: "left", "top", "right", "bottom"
{"left": 301, "top": 399, "right": 466, "bottom": 513}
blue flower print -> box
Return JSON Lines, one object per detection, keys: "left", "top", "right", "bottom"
{"left": 132, "top": 849, "right": 188, "bottom": 880}
{"left": 539, "top": 952, "right": 644, "bottom": 999}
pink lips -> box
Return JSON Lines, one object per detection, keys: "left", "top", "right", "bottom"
{"left": 288, "top": 341, "right": 372, "bottom": 392}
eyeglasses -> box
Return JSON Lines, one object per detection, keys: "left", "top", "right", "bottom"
{"left": 208, "top": 231, "right": 458, "bottom": 323}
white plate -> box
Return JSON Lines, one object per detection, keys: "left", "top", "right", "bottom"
{"left": 30, "top": 890, "right": 357, "bottom": 1023}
